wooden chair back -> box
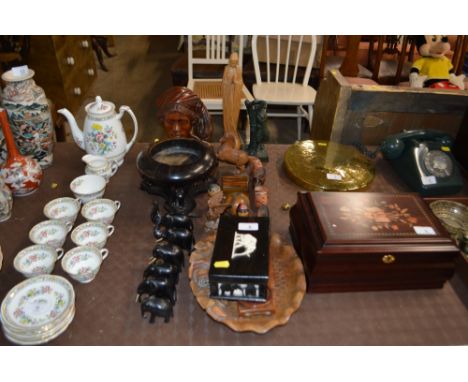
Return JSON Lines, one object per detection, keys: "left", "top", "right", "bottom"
{"left": 187, "top": 35, "right": 244, "bottom": 81}
{"left": 252, "top": 35, "right": 317, "bottom": 87}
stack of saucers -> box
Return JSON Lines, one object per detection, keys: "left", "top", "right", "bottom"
{"left": 0, "top": 274, "right": 75, "bottom": 345}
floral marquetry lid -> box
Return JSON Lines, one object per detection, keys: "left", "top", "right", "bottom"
{"left": 307, "top": 192, "right": 455, "bottom": 245}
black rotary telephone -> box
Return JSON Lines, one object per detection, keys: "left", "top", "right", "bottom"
{"left": 380, "top": 129, "right": 463, "bottom": 196}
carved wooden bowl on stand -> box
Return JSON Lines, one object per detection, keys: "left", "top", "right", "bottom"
{"left": 137, "top": 138, "right": 218, "bottom": 214}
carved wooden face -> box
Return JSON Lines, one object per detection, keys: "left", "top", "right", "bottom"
{"left": 163, "top": 111, "right": 192, "bottom": 138}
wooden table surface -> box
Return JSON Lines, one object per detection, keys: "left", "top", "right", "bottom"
{"left": 0, "top": 143, "right": 467, "bottom": 345}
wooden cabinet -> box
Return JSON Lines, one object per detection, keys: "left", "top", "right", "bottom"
{"left": 27, "top": 36, "right": 97, "bottom": 114}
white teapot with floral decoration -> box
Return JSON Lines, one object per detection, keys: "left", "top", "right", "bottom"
{"left": 58, "top": 96, "right": 138, "bottom": 166}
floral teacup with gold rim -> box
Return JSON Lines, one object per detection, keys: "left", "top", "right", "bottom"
{"left": 61, "top": 246, "right": 109, "bottom": 283}
{"left": 14, "top": 244, "right": 64, "bottom": 278}
{"left": 29, "top": 220, "right": 72, "bottom": 249}
{"left": 81, "top": 198, "right": 121, "bottom": 224}
{"left": 43, "top": 197, "right": 81, "bottom": 226}
{"left": 71, "top": 221, "right": 114, "bottom": 249}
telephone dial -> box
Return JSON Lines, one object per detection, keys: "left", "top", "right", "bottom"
{"left": 380, "top": 129, "right": 463, "bottom": 196}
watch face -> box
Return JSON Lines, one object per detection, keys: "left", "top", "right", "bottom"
{"left": 423, "top": 150, "right": 453, "bottom": 178}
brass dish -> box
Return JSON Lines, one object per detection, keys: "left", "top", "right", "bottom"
{"left": 189, "top": 233, "right": 306, "bottom": 334}
{"left": 284, "top": 140, "right": 375, "bottom": 191}
{"left": 429, "top": 200, "right": 468, "bottom": 236}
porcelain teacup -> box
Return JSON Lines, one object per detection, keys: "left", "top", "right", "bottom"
{"left": 43, "top": 197, "right": 81, "bottom": 225}
{"left": 61, "top": 246, "right": 109, "bottom": 283}
{"left": 29, "top": 219, "right": 73, "bottom": 249}
{"left": 70, "top": 174, "right": 106, "bottom": 204}
{"left": 14, "top": 244, "right": 64, "bottom": 278}
{"left": 81, "top": 198, "right": 121, "bottom": 224}
{"left": 71, "top": 221, "right": 115, "bottom": 249}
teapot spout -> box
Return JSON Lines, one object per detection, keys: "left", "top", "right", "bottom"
{"left": 57, "top": 108, "right": 85, "bottom": 150}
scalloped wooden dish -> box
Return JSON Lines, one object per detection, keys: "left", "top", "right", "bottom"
{"left": 189, "top": 233, "right": 306, "bottom": 334}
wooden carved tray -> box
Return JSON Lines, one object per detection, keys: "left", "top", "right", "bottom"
{"left": 189, "top": 233, "right": 306, "bottom": 334}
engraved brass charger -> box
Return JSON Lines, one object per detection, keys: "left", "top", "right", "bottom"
{"left": 284, "top": 140, "right": 375, "bottom": 191}
{"left": 429, "top": 200, "right": 468, "bottom": 246}
{"left": 189, "top": 233, "right": 305, "bottom": 334}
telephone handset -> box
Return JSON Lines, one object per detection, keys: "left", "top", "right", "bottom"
{"left": 381, "top": 129, "right": 463, "bottom": 196}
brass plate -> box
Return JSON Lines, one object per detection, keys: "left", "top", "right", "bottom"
{"left": 284, "top": 140, "right": 375, "bottom": 191}
{"left": 429, "top": 200, "right": 468, "bottom": 235}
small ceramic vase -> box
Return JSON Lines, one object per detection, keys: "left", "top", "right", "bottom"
{"left": 0, "top": 172, "right": 13, "bottom": 222}
{"left": 0, "top": 109, "right": 43, "bottom": 197}
{"left": 1, "top": 67, "right": 54, "bottom": 168}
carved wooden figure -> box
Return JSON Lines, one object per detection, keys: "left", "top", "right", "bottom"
{"left": 156, "top": 86, "right": 213, "bottom": 141}
{"left": 245, "top": 100, "right": 269, "bottom": 161}
{"left": 141, "top": 296, "right": 173, "bottom": 323}
{"left": 216, "top": 132, "right": 249, "bottom": 171}
{"left": 222, "top": 52, "right": 243, "bottom": 150}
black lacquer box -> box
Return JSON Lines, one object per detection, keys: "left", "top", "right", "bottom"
{"left": 209, "top": 215, "right": 269, "bottom": 302}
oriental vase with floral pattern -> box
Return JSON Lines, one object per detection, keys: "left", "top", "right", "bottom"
{"left": 1, "top": 68, "right": 54, "bottom": 168}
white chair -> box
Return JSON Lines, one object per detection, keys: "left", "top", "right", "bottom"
{"left": 187, "top": 35, "right": 253, "bottom": 113}
{"left": 251, "top": 35, "right": 317, "bottom": 140}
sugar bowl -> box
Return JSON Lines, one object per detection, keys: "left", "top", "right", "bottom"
{"left": 70, "top": 174, "right": 106, "bottom": 203}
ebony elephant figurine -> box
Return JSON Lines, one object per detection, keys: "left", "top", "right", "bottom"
{"left": 153, "top": 226, "right": 194, "bottom": 253}
{"left": 151, "top": 201, "right": 194, "bottom": 232}
{"left": 141, "top": 296, "right": 173, "bottom": 323}
{"left": 136, "top": 277, "right": 177, "bottom": 305}
{"left": 152, "top": 240, "right": 185, "bottom": 270}
{"left": 144, "top": 260, "right": 179, "bottom": 285}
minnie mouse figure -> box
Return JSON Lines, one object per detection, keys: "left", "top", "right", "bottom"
{"left": 410, "top": 35, "right": 465, "bottom": 90}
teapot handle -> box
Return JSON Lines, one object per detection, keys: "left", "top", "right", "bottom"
{"left": 119, "top": 105, "right": 139, "bottom": 153}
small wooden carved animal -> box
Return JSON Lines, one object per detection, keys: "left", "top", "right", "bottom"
{"left": 154, "top": 226, "right": 194, "bottom": 253}
{"left": 247, "top": 156, "right": 266, "bottom": 186}
{"left": 136, "top": 277, "right": 176, "bottom": 305}
{"left": 144, "top": 261, "right": 179, "bottom": 285}
{"left": 217, "top": 133, "right": 249, "bottom": 171}
{"left": 152, "top": 240, "right": 185, "bottom": 269}
{"left": 141, "top": 296, "right": 173, "bottom": 324}
{"left": 151, "top": 201, "right": 193, "bottom": 232}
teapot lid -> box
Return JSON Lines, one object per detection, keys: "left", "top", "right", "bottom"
{"left": 85, "top": 96, "right": 115, "bottom": 116}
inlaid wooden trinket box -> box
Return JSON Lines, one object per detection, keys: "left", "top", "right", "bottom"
{"left": 289, "top": 191, "right": 459, "bottom": 292}
{"left": 209, "top": 215, "right": 269, "bottom": 302}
